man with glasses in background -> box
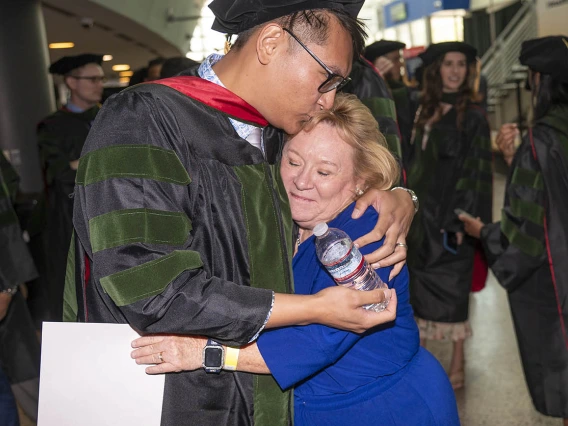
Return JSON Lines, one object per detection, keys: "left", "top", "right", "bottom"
{"left": 64, "top": 2, "right": 416, "bottom": 425}
{"left": 38, "top": 54, "right": 104, "bottom": 322}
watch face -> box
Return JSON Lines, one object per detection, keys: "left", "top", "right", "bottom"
{"left": 204, "top": 347, "right": 223, "bottom": 368}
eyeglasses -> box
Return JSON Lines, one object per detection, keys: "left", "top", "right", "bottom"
{"left": 282, "top": 28, "right": 351, "bottom": 93}
{"left": 70, "top": 76, "right": 107, "bottom": 83}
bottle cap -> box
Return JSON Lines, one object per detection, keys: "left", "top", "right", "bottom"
{"left": 313, "top": 223, "right": 328, "bottom": 237}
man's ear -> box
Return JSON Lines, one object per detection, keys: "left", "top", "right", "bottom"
{"left": 256, "top": 24, "right": 286, "bottom": 65}
{"left": 64, "top": 76, "right": 77, "bottom": 91}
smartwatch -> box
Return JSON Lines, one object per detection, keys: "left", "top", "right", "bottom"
{"left": 202, "top": 339, "right": 224, "bottom": 374}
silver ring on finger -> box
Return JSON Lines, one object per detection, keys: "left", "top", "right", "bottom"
{"left": 158, "top": 352, "right": 164, "bottom": 363}
{"left": 395, "top": 242, "right": 408, "bottom": 250}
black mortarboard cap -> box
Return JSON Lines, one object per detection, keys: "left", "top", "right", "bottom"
{"left": 209, "top": 0, "right": 364, "bottom": 34}
{"left": 48, "top": 54, "right": 104, "bottom": 75}
{"left": 363, "top": 40, "right": 406, "bottom": 63}
{"left": 419, "top": 42, "right": 477, "bottom": 68}
{"left": 520, "top": 35, "right": 568, "bottom": 83}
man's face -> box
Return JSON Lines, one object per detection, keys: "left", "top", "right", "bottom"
{"left": 383, "top": 50, "right": 403, "bottom": 81}
{"left": 263, "top": 17, "right": 353, "bottom": 135}
{"left": 67, "top": 63, "right": 105, "bottom": 106}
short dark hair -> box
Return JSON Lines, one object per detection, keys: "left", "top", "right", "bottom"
{"left": 532, "top": 72, "right": 568, "bottom": 120}
{"left": 232, "top": 9, "right": 366, "bottom": 60}
{"left": 148, "top": 57, "right": 165, "bottom": 68}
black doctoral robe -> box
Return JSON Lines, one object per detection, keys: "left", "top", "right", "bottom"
{"left": 64, "top": 77, "right": 293, "bottom": 426}
{"left": 481, "top": 104, "right": 568, "bottom": 418}
{"left": 37, "top": 105, "right": 99, "bottom": 321}
{"left": 343, "top": 57, "right": 404, "bottom": 180}
{"left": 406, "top": 104, "right": 493, "bottom": 323}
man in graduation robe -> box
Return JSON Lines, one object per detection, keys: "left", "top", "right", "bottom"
{"left": 363, "top": 39, "right": 417, "bottom": 155}
{"left": 37, "top": 53, "right": 104, "bottom": 321}
{"left": 343, "top": 56, "right": 405, "bottom": 182}
{"left": 63, "top": 1, "right": 416, "bottom": 425}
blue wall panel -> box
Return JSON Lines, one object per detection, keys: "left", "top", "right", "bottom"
{"left": 384, "top": 0, "right": 470, "bottom": 27}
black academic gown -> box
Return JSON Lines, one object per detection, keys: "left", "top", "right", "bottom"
{"left": 407, "top": 104, "right": 493, "bottom": 323}
{"left": 64, "top": 77, "right": 293, "bottom": 426}
{"left": 37, "top": 105, "right": 99, "bottom": 320}
{"left": 481, "top": 104, "right": 568, "bottom": 418}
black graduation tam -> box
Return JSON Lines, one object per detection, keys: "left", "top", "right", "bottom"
{"left": 520, "top": 35, "right": 568, "bottom": 83}
{"left": 48, "top": 54, "right": 104, "bottom": 75}
{"left": 363, "top": 40, "right": 406, "bottom": 63}
{"left": 419, "top": 42, "right": 477, "bottom": 68}
{"left": 209, "top": 0, "right": 364, "bottom": 34}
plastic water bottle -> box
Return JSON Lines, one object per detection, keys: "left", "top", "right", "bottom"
{"left": 313, "top": 223, "right": 389, "bottom": 312}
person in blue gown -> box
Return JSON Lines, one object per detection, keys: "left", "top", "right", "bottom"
{"left": 132, "top": 93, "right": 459, "bottom": 425}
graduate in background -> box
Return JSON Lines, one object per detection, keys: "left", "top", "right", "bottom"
{"left": 460, "top": 36, "right": 568, "bottom": 424}
{"left": 37, "top": 54, "right": 104, "bottom": 321}
{"left": 363, "top": 40, "right": 417, "bottom": 163}
{"left": 405, "top": 42, "right": 493, "bottom": 390}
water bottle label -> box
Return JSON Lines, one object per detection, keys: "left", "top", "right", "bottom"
{"left": 327, "top": 248, "right": 364, "bottom": 280}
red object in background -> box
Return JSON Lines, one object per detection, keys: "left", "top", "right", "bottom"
{"left": 403, "top": 46, "right": 426, "bottom": 60}
{"left": 471, "top": 244, "right": 489, "bottom": 292}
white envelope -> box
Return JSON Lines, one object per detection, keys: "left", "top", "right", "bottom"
{"left": 38, "top": 322, "right": 165, "bottom": 426}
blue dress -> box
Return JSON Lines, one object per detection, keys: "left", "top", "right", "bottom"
{"left": 257, "top": 204, "right": 459, "bottom": 425}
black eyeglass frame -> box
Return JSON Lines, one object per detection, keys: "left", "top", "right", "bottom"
{"left": 282, "top": 28, "right": 351, "bottom": 93}
{"left": 68, "top": 75, "right": 107, "bottom": 83}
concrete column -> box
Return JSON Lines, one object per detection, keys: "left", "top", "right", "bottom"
{"left": 0, "top": 0, "right": 55, "bottom": 193}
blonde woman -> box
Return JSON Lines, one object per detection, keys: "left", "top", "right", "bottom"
{"left": 132, "top": 94, "right": 459, "bottom": 426}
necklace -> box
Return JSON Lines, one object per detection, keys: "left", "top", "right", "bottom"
{"left": 296, "top": 229, "right": 304, "bottom": 247}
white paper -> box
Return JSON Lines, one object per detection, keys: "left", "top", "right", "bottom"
{"left": 38, "top": 322, "right": 165, "bottom": 426}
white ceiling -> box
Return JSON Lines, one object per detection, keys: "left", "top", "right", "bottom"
{"left": 42, "top": 0, "right": 186, "bottom": 80}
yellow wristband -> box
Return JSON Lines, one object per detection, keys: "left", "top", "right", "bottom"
{"left": 223, "top": 346, "right": 240, "bottom": 371}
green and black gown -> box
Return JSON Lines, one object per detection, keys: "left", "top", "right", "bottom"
{"left": 63, "top": 77, "right": 293, "bottom": 426}
{"left": 480, "top": 104, "right": 568, "bottom": 418}
{"left": 343, "top": 57, "right": 404, "bottom": 180}
{"left": 37, "top": 105, "right": 99, "bottom": 320}
{"left": 406, "top": 102, "right": 493, "bottom": 337}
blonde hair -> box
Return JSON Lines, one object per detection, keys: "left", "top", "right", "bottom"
{"left": 302, "top": 93, "right": 400, "bottom": 192}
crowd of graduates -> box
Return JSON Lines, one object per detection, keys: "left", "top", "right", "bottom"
{"left": 1, "top": 3, "right": 567, "bottom": 423}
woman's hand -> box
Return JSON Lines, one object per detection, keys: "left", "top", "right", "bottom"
{"left": 311, "top": 286, "right": 397, "bottom": 334}
{"left": 496, "top": 123, "right": 519, "bottom": 166}
{"left": 352, "top": 188, "right": 415, "bottom": 277}
{"left": 458, "top": 215, "right": 485, "bottom": 239}
{"left": 131, "top": 335, "right": 207, "bottom": 374}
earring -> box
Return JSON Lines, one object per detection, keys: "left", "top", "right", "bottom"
{"left": 355, "top": 188, "right": 364, "bottom": 196}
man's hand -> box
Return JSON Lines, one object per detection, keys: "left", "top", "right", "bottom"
{"left": 311, "top": 286, "right": 397, "bottom": 334}
{"left": 496, "top": 123, "right": 519, "bottom": 166}
{"left": 0, "top": 293, "right": 12, "bottom": 321}
{"left": 352, "top": 188, "right": 414, "bottom": 278}
{"left": 131, "top": 335, "right": 207, "bottom": 374}
{"left": 69, "top": 159, "right": 80, "bottom": 170}
{"left": 458, "top": 214, "right": 485, "bottom": 239}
